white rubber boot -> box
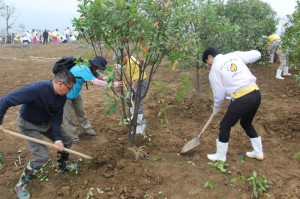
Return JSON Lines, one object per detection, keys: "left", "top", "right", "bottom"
{"left": 127, "top": 107, "right": 134, "bottom": 122}
{"left": 136, "top": 114, "right": 145, "bottom": 134}
{"left": 283, "top": 67, "right": 291, "bottom": 76}
{"left": 137, "top": 114, "right": 143, "bottom": 124}
{"left": 269, "top": 54, "right": 274, "bottom": 63}
{"left": 276, "top": 69, "right": 284, "bottom": 79}
{"left": 207, "top": 139, "right": 228, "bottom": 162}
{"left": 130, "top": 107, "right": 134, "bottom": 115}
{"left": 246, "top": 136, "right": 264, "bottom": 160}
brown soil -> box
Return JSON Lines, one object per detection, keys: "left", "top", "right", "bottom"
{"left": 0, "top": 44, "right": 299, "bottom": 199}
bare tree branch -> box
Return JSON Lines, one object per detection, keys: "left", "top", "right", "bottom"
{"left": 0, "top": 2, "right": 18, "bottom": 43}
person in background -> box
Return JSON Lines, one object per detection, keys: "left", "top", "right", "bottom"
{"left": 25, "top": 31, "right": 31, "bottom": 39}
{"left": 65, "top": 27, "right": 71, "bottom": 42}
{"left": 275, "top": 48, "right": 292, "bottom": 79}
{"left": 267, "top": 33, "right": 291, "bottom": 79}
{"left": 43, "top": 29, "right": 49, "bottom": 44}
{"left": 32, "top": 33, "right": 38, "bottom": 44}
{"left": 0, "top": 70, "right": 76, "bottom": 199}
{"left": 7, "top": 33, "right": 11, "bottom": 43}
{"left": 52, "top": 29, "right": 59, "bottom": 44}
{"left": 21, "top": 35, "right": 30, "bottom": 44}
{"left": 64, "top": 56, "right": 123, "bottom": 141}
{"left": 12, "top": 32, "right": 15, "bottom": 44}
{"left": 202, "top": 46, "right": 264, "bottom": 162}
{"left": 38, "top": 31, "right": 42, "bottom": 43}
{"left": 267, "top": 33, "right": 280, "bottom": 64}
{"left": 69, "top": 35, "right": 77, "bottom": 43}
{"left": 114, "top": 53, "right": 148, "bottom": 134}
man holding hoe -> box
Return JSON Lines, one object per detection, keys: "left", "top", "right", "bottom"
{"left": 0, "top": 70, "right": 76, "bottom": 199}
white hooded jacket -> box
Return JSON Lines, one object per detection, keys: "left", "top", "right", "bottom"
{"left": 209, "top": 50, "right": 261, "bottom": 113}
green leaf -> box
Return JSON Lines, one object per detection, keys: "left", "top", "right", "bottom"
{"left": 106, "top": 103, "right": 118, "bottom": 115}
{"left": 230, "top": 176, "right": 239, "bottom": 183}
{"left": 153, "top": 156, "right": 166, "bottom": 161}
{"left": 0, "top": 152, "right": 4, "bottom": 164}
{"left": 239, "top": 155, "right": 245, "bottom": 164}
{"left": 292, "top": 151, "right": 300, "bottom": 159}
{"left": 204, "top": 180, "right": 214, "bottom": 189}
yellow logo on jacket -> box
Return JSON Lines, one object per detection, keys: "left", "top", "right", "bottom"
{"left": 230, "top": 64, "right": 237, "bottom": 72}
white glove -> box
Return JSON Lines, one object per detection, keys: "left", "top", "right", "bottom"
{"left": 114, "top": 81, "right": 123, "bottom": 88}
{"left": 54, "top": 140, "right": 64, "bottom": 152}
{"left": 115, "top": 64, "right": 122, "bottom": 69}
{"left": 226, "top": 96, "right": 232, "bottom": 100}
{"left": 114, "top": 82, "right": 118, "bottom": 88}
{"left": 113, "top": 53, "right": 118, "bottom": 61}
{"left": 213, "top": 107, "right": 221, "bottom": 114}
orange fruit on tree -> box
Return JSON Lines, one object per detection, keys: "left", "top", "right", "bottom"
{"left": 143, "top": 46, "right": 149, "bottom": 53}
{"left": 153, "top": 21, "right": 159, "bottom": 27}
{"left": 139, "top": 40, "right": 145, "bottom": 46}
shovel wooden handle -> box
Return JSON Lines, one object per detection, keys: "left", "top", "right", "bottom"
{"left": 197, "top": 113, "right": 214, "bottom": 138}
{"left": 2, "top": 129, "right": 93, "bottom": 160}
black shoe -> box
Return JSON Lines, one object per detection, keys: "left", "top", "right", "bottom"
{"left": 56, "top": 163, "right": 78, "bottom": 173}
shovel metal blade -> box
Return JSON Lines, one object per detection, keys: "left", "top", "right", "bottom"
{"left": 181, "top": 136, "right": 200, "bottom": 153}
{"left": 181, "top": 114, "right": 214, "bottom": 154}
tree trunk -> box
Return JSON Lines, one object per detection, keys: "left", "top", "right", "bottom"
{"left": 196, "top": 66, "right": 200, "bottom": 97}
{"left": 5, "top": 22, "right": 8, "bottom": 44}
{"left": 196, "top": 56, "right": 201, "bottom": 98}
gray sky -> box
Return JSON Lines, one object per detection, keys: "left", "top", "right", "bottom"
{"left": 261, "top": 0, "right": 297, "bottom": 34}
{"left": 1, "top": 0, "right": 79, "bottom": 33}
{"left": 0, "top": 0, "right": 298, "bottom": 34}
{"left": 262, "top": 0, "right": 297, "bottom": 18}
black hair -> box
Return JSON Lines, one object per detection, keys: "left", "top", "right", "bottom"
{"left": 202, "top": 46, "right": 220, "bottom": 63}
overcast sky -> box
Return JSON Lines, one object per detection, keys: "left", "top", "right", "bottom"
{"left": 1, "top": 0, "right": 80, "bottom": 33}
{"left": 262, "top": 0, "right": 297, "bottom": 18}
{"left": 0, "top": 0, "right": 298, "bottom": 34}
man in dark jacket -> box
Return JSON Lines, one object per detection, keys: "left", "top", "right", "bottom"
{"left": 0, "top": 69, "right": 76, "bottom": 199}
{"left": 43, "top": 29, "right": 49, "bottom": 44}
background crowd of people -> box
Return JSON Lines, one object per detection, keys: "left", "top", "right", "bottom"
{"left": 0, "top": 27, "right": 78, "bottom": 45}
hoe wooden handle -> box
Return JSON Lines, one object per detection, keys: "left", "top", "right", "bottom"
{"left": 3, "top": 129, "right": 93, "bottom": 160}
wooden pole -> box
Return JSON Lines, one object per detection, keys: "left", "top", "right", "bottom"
{"left": 3, "top": 129, "right": 93, "bottom": 160}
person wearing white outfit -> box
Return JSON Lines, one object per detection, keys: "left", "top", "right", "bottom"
{"left": 52, "top": 29, "right": 59, "bottom": 44}
{"left": 113, "top": 53, "right": 148, "bottom": 135}
{"left": 202, "top": 47, "right": 264, "bottom": 162}
{"left": 275, "top": 49, "right": 292, "bottom": 80}
{"left": 267, "top": 34, "right": 280, "bottom": 64}
{"left": 64, "top": 27, "right": 71, "bottom": 42}
{"left": 267, "top": 34, "right": 291, "bottom": 79}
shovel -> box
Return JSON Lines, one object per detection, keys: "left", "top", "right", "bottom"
{"left": 2, "top": 129, "right": 93, "bottom": 160}
{"left": 181, "top": 113, "right": 214, "bottom": 153}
